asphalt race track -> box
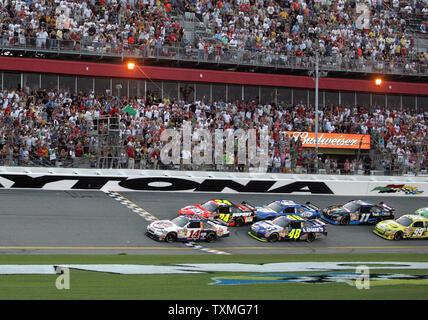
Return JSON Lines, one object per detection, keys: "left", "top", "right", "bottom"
{"left": 0, "top": 189, "right": 427, "bottom": 255}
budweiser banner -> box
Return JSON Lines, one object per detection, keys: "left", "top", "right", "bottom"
{"left": 285, "top": 132, "right": 371, "bottom": 149}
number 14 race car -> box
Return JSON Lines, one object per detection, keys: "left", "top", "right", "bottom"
{"left": 179, "top": 199, "right": 256, "bottom": 226}
{"left": 146, "top": 215, "right": 230, "bottom": 243}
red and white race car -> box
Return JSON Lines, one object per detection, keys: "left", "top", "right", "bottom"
{"left": 146, "top": 215, "right": 229, "bottom": 243}
{"left": 179, "top": 199, "right": 256, "bottom": 226}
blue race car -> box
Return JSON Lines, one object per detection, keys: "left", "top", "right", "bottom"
{"left": 321, "top": 200, "right": 395, "bottom": 225}
{"left": 252, "top": 200, "right": 321, "bottom": 221}
{"left": 248, "top": 215, "right": 327, "bottom": 243}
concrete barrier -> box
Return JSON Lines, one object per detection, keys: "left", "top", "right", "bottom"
{"left": 0, "top": 167, "right": 426, "bottom": 196}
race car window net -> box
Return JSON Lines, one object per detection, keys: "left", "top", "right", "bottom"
{"left": 360, "top": 207, "right": 371, "bottom": 214}
{"left": 188, "top": 222, "right": 201, "bottom": 229}
{"left": 218, "top": 206, "right": 230, "bottom": 214}
{"left": 290, "top": 221, "right": 302, "bottom": 229}
{"left": 284, "top": 207, "right": 296, "bottom": 214}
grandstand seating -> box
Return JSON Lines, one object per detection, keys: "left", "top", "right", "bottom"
{"left": 0, "top": 88, "right": 425, "bottom": 175}
{"left": 0, "top": 0, "right": 427, "bottom": 76}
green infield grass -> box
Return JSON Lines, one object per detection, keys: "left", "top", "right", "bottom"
{"left": 0, "top": 253, "right": 428, "bottom": 300}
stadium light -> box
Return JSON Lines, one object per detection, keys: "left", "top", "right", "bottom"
{"left": 375, "top": 78, "right": 382, "bottom": 86}
{"left": 312, "top": 53, "right": 328, "bottom": 173}
{"left": 127, "top": 62, "right": 136, "bottom": 70}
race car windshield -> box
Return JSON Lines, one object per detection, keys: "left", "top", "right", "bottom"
{"left": 267, "top": 202, "right": 285, "bottom": 213}
{"left": 171, "top": 216, "right": 189, "bottom": 227}
{"left": 271, "top": 216, "right": 290, "bottom": 228}
{"left": 201, "top": 201, "right": 219, "bottom": 212}
{"left": 396, "top": 216, "right": 413, "bottom": 227}
{"left": 343, "top": 201, "right": 360, "bottom": 212}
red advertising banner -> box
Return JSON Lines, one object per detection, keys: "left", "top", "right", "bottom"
{"left": 285, "top": 132, "right": 371, "bottom": 149}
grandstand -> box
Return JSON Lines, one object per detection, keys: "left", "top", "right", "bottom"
{"left": 0, "top": 0, "right": 426, "bottom": 176}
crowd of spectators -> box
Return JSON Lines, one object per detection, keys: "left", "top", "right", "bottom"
{"left": 0, "top": 0, "right": 427, "bottom": 74}
{"left": 0, "top": 85, "right": 426, "bottom": 176}
{"left": 195, "top": 0, "right": 428, "bottom": 72}
{"left": 0, "top": 0, "right": 186, "bottom": 56}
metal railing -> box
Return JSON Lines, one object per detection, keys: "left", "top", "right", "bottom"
{"left": 3, "top": 150, "right": 424, "bottom": 176}
{"left": 1, "top": 37, "right": 427, "bottom": 77}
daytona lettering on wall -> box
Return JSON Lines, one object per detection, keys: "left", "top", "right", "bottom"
{"left": 0, "top": 174, "right": 334, "bottom": 194}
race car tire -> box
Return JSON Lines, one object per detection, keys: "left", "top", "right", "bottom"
{"left": 306, "top": 233, "right": 316, "bottom": 243}
{"left": 234, "top": 217, "right": 244, "bottom": 227}
{"left": 340, "top": 216, "right": 350, "bottom": 225}
{"left": 393, "top": 231, "right": 403, "bottom": 241}
{"left": 165, "top": 232, "right": 177, "bottom": 243}
{"left": 205, "top": 232, "right": 217, "bottom": 243}
{"left": 269, "top": 233, "right": 280, "bottom": 242}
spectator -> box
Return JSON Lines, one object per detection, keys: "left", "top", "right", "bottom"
{"left": 343, "top": 158, "right": 351, "bottom": 175}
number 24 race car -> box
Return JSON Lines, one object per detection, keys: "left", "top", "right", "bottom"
{"left": 179, "top": 199, "right": 256, "bottom": 226}
{"left": 146, "top": 215, "right": 230, "bottom": 243}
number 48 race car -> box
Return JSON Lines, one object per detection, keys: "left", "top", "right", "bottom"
{"left": 146, "top": 215, "right": 229, "bottom": 243}
{"left": 248, "top": 215, "right": 327, "bottom": 243}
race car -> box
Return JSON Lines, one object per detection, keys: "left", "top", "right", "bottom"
{"left": 415, "top": 207, "right": 428, "bottom": 218}
{"left": 373, "top": 214, "right": 428, "bottom": 240}
{"left": 321, "top": 200, "right": 394, "bottom": 225}
{"left": 179, "top": 199, "right": 256, "bottom": 226}
{"left": 248, "top": 215, "right": 327, "bottom": 243}
{"left": 146, "top": 215, "right": 229, "bottom": 243}
{"left": 253, "top": 200, "right": 321, "bottom": 221}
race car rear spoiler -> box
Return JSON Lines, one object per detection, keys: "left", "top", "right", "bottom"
{"left": 241, "top": 201, "right": 256, "bottom": 210}
{"left": 379, "top": 202, "right": 395, "bottom": 211}
{"left": 305, "top": 202, "right": 320, "bottom": 211}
